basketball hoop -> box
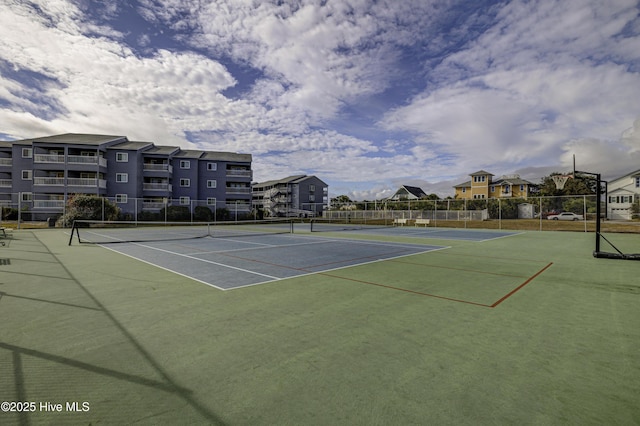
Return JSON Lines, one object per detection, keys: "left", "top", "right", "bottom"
{"left": 552, "top": 174, "right": 572, "bottom": 190}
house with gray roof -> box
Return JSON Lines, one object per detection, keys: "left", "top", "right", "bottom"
{"left": 454, "top": 171, "right": 537, "bottom": 199}
{"left": 387, "top": 185, "right": 428, "bottom": 201}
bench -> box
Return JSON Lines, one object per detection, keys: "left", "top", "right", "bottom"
{"left": 393, "top": 218, "right": 408, "bottom": 226}
{"left": 414, "top": 219, "right": 430, "bottom": 227}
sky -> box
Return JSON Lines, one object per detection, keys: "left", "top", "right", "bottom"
{"left": 1, "top": 0, "right": 640, "bottom": 200}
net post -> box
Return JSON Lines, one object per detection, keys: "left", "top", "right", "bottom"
{"left": 68, "top": 221, "right": 78, "bottom": 245}
{"left": 595, "top": 173, "right": 601, "bottom": 254}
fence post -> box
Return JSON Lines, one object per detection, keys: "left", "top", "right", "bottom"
{"left": 584, "top": 194, "right": 587, "bottom": 232}
{"left": 539, "top": 197, "right": 542, "bottom": 231}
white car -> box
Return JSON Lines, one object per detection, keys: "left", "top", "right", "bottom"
{"left": 547, "top": 212, "right": 584, "bottom": 221}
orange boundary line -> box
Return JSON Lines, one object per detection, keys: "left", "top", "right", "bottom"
{"left": 317, "top": 272, "right": 492, "bottom": 307}
{"left": 490, "top": 262, "right": 553, "bottom": 307}
{"left": 318, "top": 262, "right": 554, "bottom": 308}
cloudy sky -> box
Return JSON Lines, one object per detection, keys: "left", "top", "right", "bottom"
{"left": 1, "top": 0, "right": 640, "bottom": 199}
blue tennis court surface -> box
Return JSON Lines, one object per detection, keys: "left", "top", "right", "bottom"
{"left": 313, "top": 225, "right": 521, "bottom": 241}
{"left": 102, "top": 233, "right": 447, "bottom": 290}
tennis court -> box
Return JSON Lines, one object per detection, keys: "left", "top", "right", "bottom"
{"left": 1, "top": 225, "right": 639, "bottom": 425}
{"left": 94, "top": 232, "right": 447, "bottom": 290}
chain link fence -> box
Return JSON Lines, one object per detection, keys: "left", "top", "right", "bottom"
{"left": 2, "top": 192, "right": 638, "bottom": 232}
{"left": 0, "top": 194, "right": 258, "bottom": 228}
{"left": 320, "top": 195, "right": 640, "bottom": 232}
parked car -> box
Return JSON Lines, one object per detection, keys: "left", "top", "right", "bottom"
{"left": 547, "top": 212, "right": 584, "bottom": 221}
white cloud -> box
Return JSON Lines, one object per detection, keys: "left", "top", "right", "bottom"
{"left": 1, "top": 0, "right": 639, "bottom": 199}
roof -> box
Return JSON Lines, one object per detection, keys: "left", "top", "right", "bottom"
{"left": 454, "top": 181, "right": 472, "bottom": 188}
{"left": 454, "top": 172, "right": 537, "bottom": 188}
{"left": 30, "top": 133, "right": 127, "bottom": 146}
{"left": 142, "top": 145, "right": 181, "bottom": 156}
{"left": 402, "top": 185, "right": 428, "bottom": 198}
{"left": 470, "top": 170, "right": 494, "bottom": 176}
{"left": 201, "top": 151, "right": 252, "bottom": 162}
{"left": 108, "top": 141, "right": 154, "bottom": 151}
{"left": 252, "top": 175, "right": 327, "bottom": 188}
{"left": 174, "top": 150, "right": 205, "bottom": 159}
{"left": 492, "top": 177, "right": 536, "bottom": 186}
{"left": 387, "top": 185, "right": 428, "bottom": 200}
{"left": 608, "top": 169, "right": 640, "bottom": 183}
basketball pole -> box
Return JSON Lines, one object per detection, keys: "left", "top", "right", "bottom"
{"left": 572, "top": 169, "right": 601, "bottom": 254}
{"left": 570, "top": 155, "right": 601, "bottom": 254}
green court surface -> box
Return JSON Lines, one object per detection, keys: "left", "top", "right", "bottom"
{"left": 0, "top": 228, "right": 638, "bottom": 425}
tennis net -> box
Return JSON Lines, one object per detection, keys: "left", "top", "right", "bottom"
{"left": 310, "top": 218, "right": 393, "bottom": 232}
{"left": 68, "top": 219, "right": 294, "bottom": 245}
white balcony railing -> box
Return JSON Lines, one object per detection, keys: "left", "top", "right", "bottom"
{"left": 33, "top": 154, "right": 107, "bottom": 166}
{"left": 226, "top": 169, "right": 252, "bottom": 178}
{"left": 0, "top": 158, "right": 11, "bottom": 166}
{"left": 143, "top": 183, "right": 172, "bottom": 191}
{"left": 143, "top": 163, "right": 173, "bottom": 172}
{"left": 0, "top": 179, "right": 12, "bottom": 188}
{"left": 226, "top": 187, "right": 252, "bottom": 194}
{"left": 33, "top": 177, "right": 106, "bottom": 187}
{"left": 34, "top": 154, "right": 65, "bottom": 163}
{"left": 68, "top": 155, "right": 107, "bottom": 167}
{"left": 67, "top": 178, "right": 107, "bottom": 188}
{"left": 33, "top": 200, "right": 65, "bottom": 209}
{"left": 34, "top": 177, "right": 64, "bottom": 186}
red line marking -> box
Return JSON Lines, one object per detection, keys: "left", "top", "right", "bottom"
{"left": 491, "top": 262, "right": 553, "bottom": 308}
{"left": 389, "top": 259, "right": 530, "bottom": 278}
{"left": 318, "top": 272, "right": 492, "bottom": 308}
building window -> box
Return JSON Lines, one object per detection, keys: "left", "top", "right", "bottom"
{"left": 309, "top": 194, "right": 315, "bottom": 202}
{"left": 22, "top": 170, "right": 32, "bottom": 180}
{"left": 116, "top": 152, "right": 128, "bottom": 162}
{"left": 473, "top": 176, "right": 486, "bottom": 183}
{"left": 520, "top": 184, "right": 525, "bottom": 191}
{"left": 21, "top": 192, "right": 32, "bottom": 202}
{"left": 309, "top": 184, "right": 315, "bottom": 192}
{"left": 461, "top": 188, "right": 466, "bottom": 193}
{"left": 180, "top": 178, "right": 190, "bottom": 187}
{"left": 22, "top": 148, "right": 33, "bottom": 158}
{"left": 473, "top": 194, "right": 485, "bottom": 199}
{"left": 207, "top": 163, "right": 217, "bottom": 171}
{"left": 207, "top": 197, "right": 216, "bottom": 206}
{"left": 115, "top": 194, "right": 128, "bottom": 203}
{"left": 207, "top": 180, "right": 217, "bottom": 188}
{"left": 635, "top": 177, "right": 640, "bottom": 188}
{"left": 490, "top": 186, "right": 495, "bottom": 193}
{"left": 179, "top": 196, "right": 190, "bottom": 205}
{"left": 180, "top": 160, "right": 190, "bottom": 169}
{"left": 116, "top": 173, "right": 128, "bottom": 183}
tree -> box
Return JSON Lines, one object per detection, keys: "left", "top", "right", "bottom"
{"left": 58, "top": 194, "right": 120, "bottom": 227}
{"left": 332, "top": 195, "right": 352, "bottom": 203}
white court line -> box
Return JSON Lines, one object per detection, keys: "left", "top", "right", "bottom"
{"left": 95, "top": 233, "right": 450, "bottom": 291}
{"left": 175, "top": 233, "right": 435, "bottom": 256}
{"left": 228, "top": 245, "right": 452, "bottom": 291}
{"left": 117, "top": 242, "right": 281, "bottom": 280}
{"left": 183, "top": 239, "right": 334, "bottom": 256}
{"left": 97, "top": 244, "right": 229, "bottom": 290}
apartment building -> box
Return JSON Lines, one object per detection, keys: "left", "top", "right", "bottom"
{"left": 252, "top": 175, "right": 328, "bottom": 217}
{"left": 454, "top": 170, "right": 537, "bottom": 200}
{"left": 0, "top": 133, "right": 252, "bottom": 219}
